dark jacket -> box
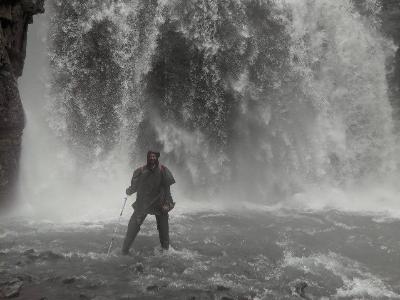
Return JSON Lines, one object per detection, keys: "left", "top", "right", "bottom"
{"left": 126, "top": 164, "right": 175, "bottom": 215}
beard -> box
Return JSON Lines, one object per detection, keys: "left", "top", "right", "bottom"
{"left": 147, "top": 157, "right": 159, "bottom": 168}
{"left": 146, "top": 151, "right": 160, "bottom": 168}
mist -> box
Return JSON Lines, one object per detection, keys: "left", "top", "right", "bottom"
{"left": 13, "top": 0, "right": 400, "bottom": 222}
{"left": 2, "top": 1, "right": 400, "bottom": 298}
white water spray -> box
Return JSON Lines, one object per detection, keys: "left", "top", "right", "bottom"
{"left": 17, "top": 0, "right": 400, "bottom": 220}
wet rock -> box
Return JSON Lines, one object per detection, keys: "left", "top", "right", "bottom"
{"left": 23, "top": 249, "right": 35, "bottom": 256}
{"left": 23, "top": 249, "right": 37, "bottom": 260}
{"left": 293, "top": 281, "right": 308, "bottom": 298}
{"left": 216, "top": 285, "right": 230, "bottom": 291}
{"left": 127, "top": 262, "right": 144, "bottom": 273}
{"left": 0, "top": 278, "right": 23, "bottom": 298}
{"left": 0, "top": 5, "right": 12, "bottom": 22}
{"left": 23, "top": 249, "right": 63, "bottom": 261}
{"left": 0, "top": 0, "right": 45, "bottom": 206}
{"left": 38, "top": 251, "right": 63, "bottom": 260}
{"left": 62, "top": 277, "right": 76, "bottom": 284}
{"left": 21, "top": 0, "right": 45, "bottom": 14}
{"left": 44, "top": 275, "right": 61, "bottom": 283}
{"left": 15, "top": 274, "right": 33, "bottom": 283}
{"left": 78, "top": 279, "right": 104, "bottom": 290}
{"left": 146, "top": 285, "right": 159, "bottom": 292}
{"left": 119, "top": 294, "right": 136, "bottom": 300}
{"left": 134, "top": 263, "right": 144, "bottom": 273}
{"left": 86, "top": 283, "right": 101, "bottom": 290}
{"left": 92, "top": 296, "right": 108, "bottom": 300}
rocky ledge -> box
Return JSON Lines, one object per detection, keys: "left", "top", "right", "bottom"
{"left": 0, "top": 0, "right": 44, "bottom": 207}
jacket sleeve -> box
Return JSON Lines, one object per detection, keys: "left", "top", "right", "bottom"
{"left": 162, "top": 166, "right": 175, "bottom": 203}
{"left": 126, "top": 168, "right": 141, "bottom": 196}
{"left": 161, "top": 166, "right": 176, "bottom": 187}
{"left": 164, "top": 185, "right": 174, "bottom": 203}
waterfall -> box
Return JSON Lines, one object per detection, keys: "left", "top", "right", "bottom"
{"left": 18, "top": 0, "right": 400, "bottom": 219}
{"left": 274, "top": 0, "right": 399, "bottom": 213}
{"left": 284, "top": 0, "right": 396, "bottom": 183}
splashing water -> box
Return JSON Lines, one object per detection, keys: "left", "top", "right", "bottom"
{"left": 17, "top": 0, "right": 400, "bottom": 220}
{"left": 10, "top": 2, "right": 400, "bottom": 298}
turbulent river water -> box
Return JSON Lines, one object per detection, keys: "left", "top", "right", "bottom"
{"left": 3, "top": 0, "right": 400, "bottom": 299}
{"left": 1, "top": 209, "right": 400, "bottom": 299}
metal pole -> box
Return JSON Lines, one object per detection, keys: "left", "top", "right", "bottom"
{"left": 107, "top": 196, "right": 128, "bottom": 257}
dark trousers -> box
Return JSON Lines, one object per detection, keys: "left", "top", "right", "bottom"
{"left": 122, "top": 212, "right": 169, "bottom": 254}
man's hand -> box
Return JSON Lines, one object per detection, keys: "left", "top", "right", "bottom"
{"left": 126, "top": 187, "right": 132, "bottom": 196}
{"left": 161, "top": 200, "right": 175, "bottom": 213}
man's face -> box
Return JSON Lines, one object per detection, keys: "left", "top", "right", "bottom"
{"left": 148, "top": 153, "right": 157, "bottom": 166}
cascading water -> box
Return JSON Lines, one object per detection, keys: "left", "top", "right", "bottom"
{"left": 6, "top": 1, "right": 400, "bottom": 298}
{"left": 276, "top": 0, "right": 400, "bottom": 211}
{"left": 285, "top": 0, "right": 396, "bottom": 181}
{"left": 18, "top": 0, "right": 400, "bottom": 218}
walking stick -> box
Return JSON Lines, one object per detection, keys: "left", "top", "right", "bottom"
{"left": 107, "top": 196, "right": 128, "bottom": 257}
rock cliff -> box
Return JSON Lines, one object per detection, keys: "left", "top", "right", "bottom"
{"left": 380, "top": 1, "right": 400, "bottom": 125}
{"left": 0, "top": 0, "right": 44, "bottom": 206}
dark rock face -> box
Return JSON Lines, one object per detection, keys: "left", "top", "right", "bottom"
{"left": 380, "top": 1, "right": 400, "bottom": 125}
{"left": 352, "top": 0, "right": 400, "bottom": 125}
{"left": 0, "top": 0, "right": 44, "bottom": 206}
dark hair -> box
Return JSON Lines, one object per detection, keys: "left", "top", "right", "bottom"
{"left": 147, "top": 150, "right": 160, "bottom": 158}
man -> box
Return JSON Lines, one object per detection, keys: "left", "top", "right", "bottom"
{"left": 122, "top": 150, "right": 176, "bottom": 255}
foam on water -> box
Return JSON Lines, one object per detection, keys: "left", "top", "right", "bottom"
{"left": 1, "top": 210, "right": 399, "bottom": 298}
{"left": 0, "top": 230, "right": 19, "bottom": 239}
{"left": 182, "top": 261, "right": 209, "bottom": 275}
{"left": 336, "top": 277, "right": 400, "bottom": 299}
{"left": 63, "top": 251, "right": 113, "bottom": 261}
{"left": 207, "top": 273, "right": 238, "bottom": 290}
{"left": 283, "top": 251, "right": 400, "bottom": 298}
{"left": 153, "top": 246, "right": 201, "bottom": 261}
